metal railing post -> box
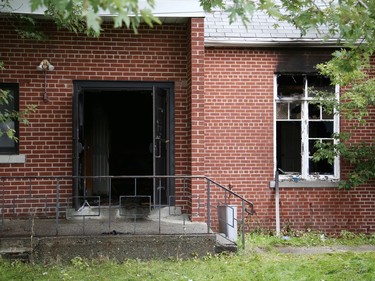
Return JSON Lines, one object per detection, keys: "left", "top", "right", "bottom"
{"left": 241, "top": 200, "right": 245, "bottom": 248}
{"left": 108, "top": 177, "right": 112, "bottom": 232}
{"left": 55, "top": 177, "right": 60, "bottom": 236}
{"left": 206, "top": 178, "right": 211, "bottom": 233}
{"left": 1, "top": 178, "right": 4, "bottom": 229}
{"left": 158, "top": 178, "right": 162, "bottom": 234}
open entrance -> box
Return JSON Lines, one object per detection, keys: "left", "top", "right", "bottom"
{"left": 73, "top": 81, "right": 174, "bottom": 209}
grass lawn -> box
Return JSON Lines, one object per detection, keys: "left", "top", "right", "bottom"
{"left": 1, "top": 232, "right": 374, "bottom": 281}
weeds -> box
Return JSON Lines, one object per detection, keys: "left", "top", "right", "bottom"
{"left": 70, "top": 256, "right": 90, "bottom": 269}
{"left": 0, "top": 232, "right": 374, "bottom": 281}
{"left": 245, "top": 230, "right": 375, "bottom": 249}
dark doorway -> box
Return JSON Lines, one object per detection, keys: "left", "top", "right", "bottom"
{"left": 73, "top": 81, "right": 174, "bottom": 207}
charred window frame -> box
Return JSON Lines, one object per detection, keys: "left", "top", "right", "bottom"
{"left": 275, "top": 74, "right": 339, "bottom": 180}
{"left": 0, "top": 83, "right": 19, "bottom": 154}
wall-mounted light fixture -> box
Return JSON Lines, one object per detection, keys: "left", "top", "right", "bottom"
{"left": 37, "top": 59, "right": 54, "bottom": 102}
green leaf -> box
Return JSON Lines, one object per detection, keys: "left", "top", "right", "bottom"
{"left": 140, "top": 9, "right": 160, "bottom": 27}
{"left": 85, "top": 10, "right": 102, "bottom": 34}
{"left": 200, "top": 0, "right": 225, "bottom": 11}
{"left": 30, "top": 0, "right": 44, "bottom": 11}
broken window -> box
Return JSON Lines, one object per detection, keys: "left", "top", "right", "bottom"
{"left": 275, "top": 74, "right": 339, "bottom": 179}
{"left": 0, "top": 83, "right": 19, "bottom": 154}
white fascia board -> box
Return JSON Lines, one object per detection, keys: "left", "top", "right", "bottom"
{"left": 151, "top": 0, "right": 204, "bottom": 17}
{"left": 2, "top": 0, "right": 46, "bottom": 14}
{"left": 4, "top": 0, "right": 205, "bottom": 18}
{"left": 204, "top": 38, "right": 343, "bottom": 48}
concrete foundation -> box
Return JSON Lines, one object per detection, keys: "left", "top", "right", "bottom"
{"left": 32, "top": 234, "right": 216, "bottom": 262}
{"left": 0, "top": 234, "right": 216, "bottom": 263}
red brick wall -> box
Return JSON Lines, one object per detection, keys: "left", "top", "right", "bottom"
{"left": 204, "top": 47, "right": 375, "bottom": 234}
{"left": 0, "top": 18, "right": 193, "bottom": 215}
{"left": 187, "top": 18, "right": 206, "bottom": 220}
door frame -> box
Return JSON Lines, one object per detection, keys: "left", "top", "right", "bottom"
{"left": 72, "top": 80, "right": 175, "bottom": 208}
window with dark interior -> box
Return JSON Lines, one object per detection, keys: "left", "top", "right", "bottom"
{"left": 0, "top": 83, "right": 19, "bottom": 154}
{"left": 275, "top": 74, "right": 339, "bottom": 179}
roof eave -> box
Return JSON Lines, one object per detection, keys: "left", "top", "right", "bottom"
{"left": 3, "top": 0, "right": 205, "bottom": 18}
{"left": 204, "top": 38, "right": 343, "bottom": 48}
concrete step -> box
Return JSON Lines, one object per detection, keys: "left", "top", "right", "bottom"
{"left": 0, "top": 237, "right": 33, "bottom": 261}
{"left": 0, "top": 233, "right": 237, "bottom": 262}
{"left": 1, "top": 234, "right": 218, "bottom": 262}
{"left": 215, "top": 234, "right": 238, "bottom": 253}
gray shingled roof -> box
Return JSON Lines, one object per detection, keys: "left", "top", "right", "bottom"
{"left": 205, "top": 11, "right": 339, "bottom": 47}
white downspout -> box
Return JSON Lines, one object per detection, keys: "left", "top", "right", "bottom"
{"left": 273, "top": 75, "right": 281, "bottom": 237}
{"left": 275, "top": 169, "right": 280, "bottom": 236}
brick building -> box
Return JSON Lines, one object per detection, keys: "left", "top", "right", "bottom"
{"left": 0, "top": 1, "right": 374, "bottom": 235}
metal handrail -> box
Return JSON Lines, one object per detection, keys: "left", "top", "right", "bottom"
{"left": 205, "top": 177, "right": 254, "bottom": 248}
{"left": 206, "top": 177, "right": 254, "bottom": 215}
{"left": 0, "top": 175, "right": 254, "bottom": 248}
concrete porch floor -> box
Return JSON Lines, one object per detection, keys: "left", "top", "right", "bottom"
{"left": 0, "top": 207, "right": 236, "bottom": 262}
{"left": 0, "top": 214, "right": 209, "bottom": 237}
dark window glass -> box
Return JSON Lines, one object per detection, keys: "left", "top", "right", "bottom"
{"left": 290, "top": 103, "right": 301, "bottom": 119}
{"left": 0, "top": 83, "right": 19, "bottom": 154}
{"left": 309, "top": 121, "right": 333, "bottom": 138}
{"left": 307, "top": 75, "right": 335, "bottom": 97}
{"left": 322, "top": 109, "right": 334, "bottom": 120}
{"left": 308, "top": 103, "right": 320, "bottom": 119}
{"left": 309, "top": 139, "right": 334, "bottom": 174}
{"left": 309, "top": 159, "right": 334, "bottom": 174}
{"left": 277, "top": 75, "right": 304, "bottom": 98}
{"left": 277, "top": 121, "right": 301, "bottom": 173}
{"left": 309, "top": 139, "right": 334, "bottom": 155}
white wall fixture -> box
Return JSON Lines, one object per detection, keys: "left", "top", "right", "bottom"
{"left": 36, "top": 59, "right": 54, "bottom": 102}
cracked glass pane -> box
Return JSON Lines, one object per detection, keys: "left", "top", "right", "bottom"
{"left": 290, "top": 103, "right": 301, "bottom": 119}
{"left": 276, "top": 103, "right": 288, "bottom": 119}
{"left": 308, "top": 103, "right": 320, "bottom": 119}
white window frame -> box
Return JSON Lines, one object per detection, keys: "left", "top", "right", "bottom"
{"left": 273, "top": 74, "right": 340, "bottom": 181}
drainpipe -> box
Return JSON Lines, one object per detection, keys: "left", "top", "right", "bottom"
{"left": 275, "top": 169, "right": 281, "bottom": 236}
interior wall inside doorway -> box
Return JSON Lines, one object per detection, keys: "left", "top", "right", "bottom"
{"left": 84, "top": 90, "right": 153, "bottom": 198}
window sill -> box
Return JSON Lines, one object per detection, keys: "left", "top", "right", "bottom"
{"left": 269, "top": 180, "right": 339, "bottom": 188}
{"left": 0, "top": 154, "right": 26, "bottom": 164}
